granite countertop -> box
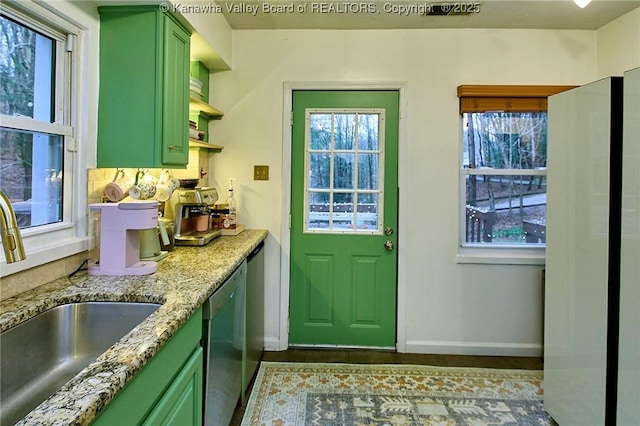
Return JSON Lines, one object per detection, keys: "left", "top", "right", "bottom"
{"left": 0, "top": 229, "right": 268, "bottom": 426}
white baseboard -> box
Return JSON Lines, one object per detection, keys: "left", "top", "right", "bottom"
{"left": 403, "top": 340, "right": 543, "bottom": 357}
{"left": 263, "top": 337, "right": 542, "bottom": 357}
{"left": 264, "top": 336, "right": 285, "bottom": 351}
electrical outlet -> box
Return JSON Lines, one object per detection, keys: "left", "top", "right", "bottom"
{"left": 254, "top": 165, "right": 269, "bottom": 181}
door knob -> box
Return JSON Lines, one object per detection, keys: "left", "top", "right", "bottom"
{"left": 384, "top": 240, "right": 394, "bottom": 251}
{"left": 384, "top": 227, "right": 394, "bottom": 236}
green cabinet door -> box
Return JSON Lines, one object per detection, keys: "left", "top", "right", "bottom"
{"left": 97, "top": 6, "right": 190, "bottom": 168}
{"left": 161, "top": 15, "right": 190, "bottom": 166}
{"left": 142, "top": 348, "right": 203, "bottom": 426}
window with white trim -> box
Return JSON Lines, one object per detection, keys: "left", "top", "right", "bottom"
{"left": 0, "top": 2, "right": 83, "bottom": 272}
{"left": 457, "top": 85, "right": 574, "bottom": 248}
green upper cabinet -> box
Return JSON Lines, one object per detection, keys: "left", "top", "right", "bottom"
{"left": 97, "top": 6, "right": 191, "bottom": 168}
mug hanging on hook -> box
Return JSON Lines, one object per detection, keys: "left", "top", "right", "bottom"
{"left": 129, "top": 169, "right": 157, "bottom": 200}
{"left": 104, "top": 169, "right": 134, "bottom": 202}
{"left": 155, "top": 170, "right": 180, "bottom": 201}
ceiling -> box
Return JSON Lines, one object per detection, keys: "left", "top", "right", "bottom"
{"left": 215, "top": 0, "right": 640, "bottom": 30}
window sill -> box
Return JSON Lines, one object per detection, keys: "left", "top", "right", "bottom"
{"left": 456, "top": 246, "right": 545, "bottom": 265}
{"left": 1, "top": 236, "right": 88, "bottom": 277}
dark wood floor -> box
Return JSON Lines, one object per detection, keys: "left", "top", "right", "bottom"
{"left": 230, "top": 348, "right": 543, "bottom": 425}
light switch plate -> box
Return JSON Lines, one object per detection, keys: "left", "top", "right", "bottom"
{"left": 254, "top": 165, "right": 269, "bottom": 181}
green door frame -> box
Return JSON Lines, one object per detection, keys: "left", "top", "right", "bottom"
{"left": 278, "top": 82, "right": 408, "bottom": 352}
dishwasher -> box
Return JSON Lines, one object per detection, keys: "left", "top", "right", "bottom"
{"left": 243, "top": 241, "right": 264, "bottom": 402}
{"left": 202, "top": 260, "right": 246, "bottom": 426}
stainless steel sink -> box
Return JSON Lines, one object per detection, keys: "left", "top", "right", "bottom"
{"left": 0, "top": 301, "right": 161, "bottom": 426}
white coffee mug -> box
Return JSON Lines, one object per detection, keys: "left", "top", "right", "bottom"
{"left": 155, "top": 183, "right": 173, "bottom": 202}
{"left": 104, "top": 169, "right": 134, "bottom": 202}
{"left": 166, "top": 176, "right": 180, "bottom": 191}
{"left": 155, "top": 170, "right": 180, "bottom": 202}
{"left": 129, "top": 170, "right": 157, "bottom": 200}
{"left": 161, "top": 170, "right": 180, "bottom": 190}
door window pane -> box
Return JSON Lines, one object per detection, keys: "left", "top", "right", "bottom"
{"left": 309, "top": 191, "right": 330, "bottom": 205}
{"left": 332, "top": 193, "right": 354, "bottom": 230}
{"left": 357, "top": 193, "right": 378, "bottom": 230}
{"left": 305, "top": 109, "right": 384, "bottom": 234}
{"left": 308, "top": 191, "right": 330, "bottom": 229}
{"left": 333, "top": 113, "right": 355, "bottom": 150}
{"left": 309, "top": 113, "right": 332, "bottom": 150}
{"left": 358, "top": 154, "right": 378, "bottom": 190}
{"left": 333, "top": 153, "right": 354, "bottom": 189}
{"left": 357, "top": 114, "right": 379, "bottom": 151}
{"left": 309, "top": 153, "right": 330, "bottom": 189}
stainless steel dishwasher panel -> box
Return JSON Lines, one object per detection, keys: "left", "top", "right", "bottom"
{"left": 244, "top": 241, "right": 264, "bottom": 400}
{"left": 202, "top": 261, "right": 246, "bottom": 426}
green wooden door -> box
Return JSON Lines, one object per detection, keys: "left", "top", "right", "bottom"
{"left": 289, "top": 90, "right": 399, "bottom": 347}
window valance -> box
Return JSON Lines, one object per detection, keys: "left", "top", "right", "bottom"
{"left": 457, "top": 85, "right": 576, "bottom": 113}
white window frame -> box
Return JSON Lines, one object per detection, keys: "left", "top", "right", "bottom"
{"left": 457, "top": 113, "right": 546, "bottom": 265}
{"left": 303, "top": 108, "right": 385, "bottom": 235}
{"left": 1, "top": 1, "right": 87, "bottom": 276}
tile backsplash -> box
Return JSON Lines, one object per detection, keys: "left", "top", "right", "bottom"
{"left": 1, "top": 253, "right": 86, "bottom": 301}
{"left": 1, "top": 149, "right": 210, "bottom": 301}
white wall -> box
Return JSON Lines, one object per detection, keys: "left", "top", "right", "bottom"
{"left": 208, "top": 28, "right": 598, "bottom": 356}
{"left": 597, "top": 7, "right": 640, "bottom": 78}
{"left": 178, "top": 4, "right": 233, "bottom": 70}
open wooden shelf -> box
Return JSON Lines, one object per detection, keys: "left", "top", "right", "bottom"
{"left": 189, "top": 93, "right": 224, "bottom": 119}
{"left": 189, "top": 138, "right": 223, "bottom": 151}
{"left": 188, "top": 82, "right": 223, "bottom": 151}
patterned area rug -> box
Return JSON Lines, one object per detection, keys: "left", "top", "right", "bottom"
{"left": 242, "top": 362, "right": 557, "bottom": 426}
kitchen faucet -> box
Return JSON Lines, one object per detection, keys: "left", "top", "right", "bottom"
{"left": 0, "top": 190, "right": 26, "bottom": 263}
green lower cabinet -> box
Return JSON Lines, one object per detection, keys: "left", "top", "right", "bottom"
{"left": 143, "top": 348, "right": 202, "bottom": 426}
{"left": 91, "top": 308, "right": 203, "bottom": 426}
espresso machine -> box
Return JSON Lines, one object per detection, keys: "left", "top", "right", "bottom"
{"left": 166, "top": 187, "right": 221, "bottom": 246}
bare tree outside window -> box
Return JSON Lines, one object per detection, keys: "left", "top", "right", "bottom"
{"left": 306, "top": 111, "right": 382, "bottom": 233}
{"left": 0, "top": 13, "right": 63, "bottom": 228}
{"left": 463, "top": 112, "right": 547, "bottom": 244}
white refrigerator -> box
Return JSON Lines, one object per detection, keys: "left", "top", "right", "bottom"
{"left": 617, "top": 68, "right": 640, "bottom": 425}
{"left": 544, "top": 68, "right": 639, "bottom": 426}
